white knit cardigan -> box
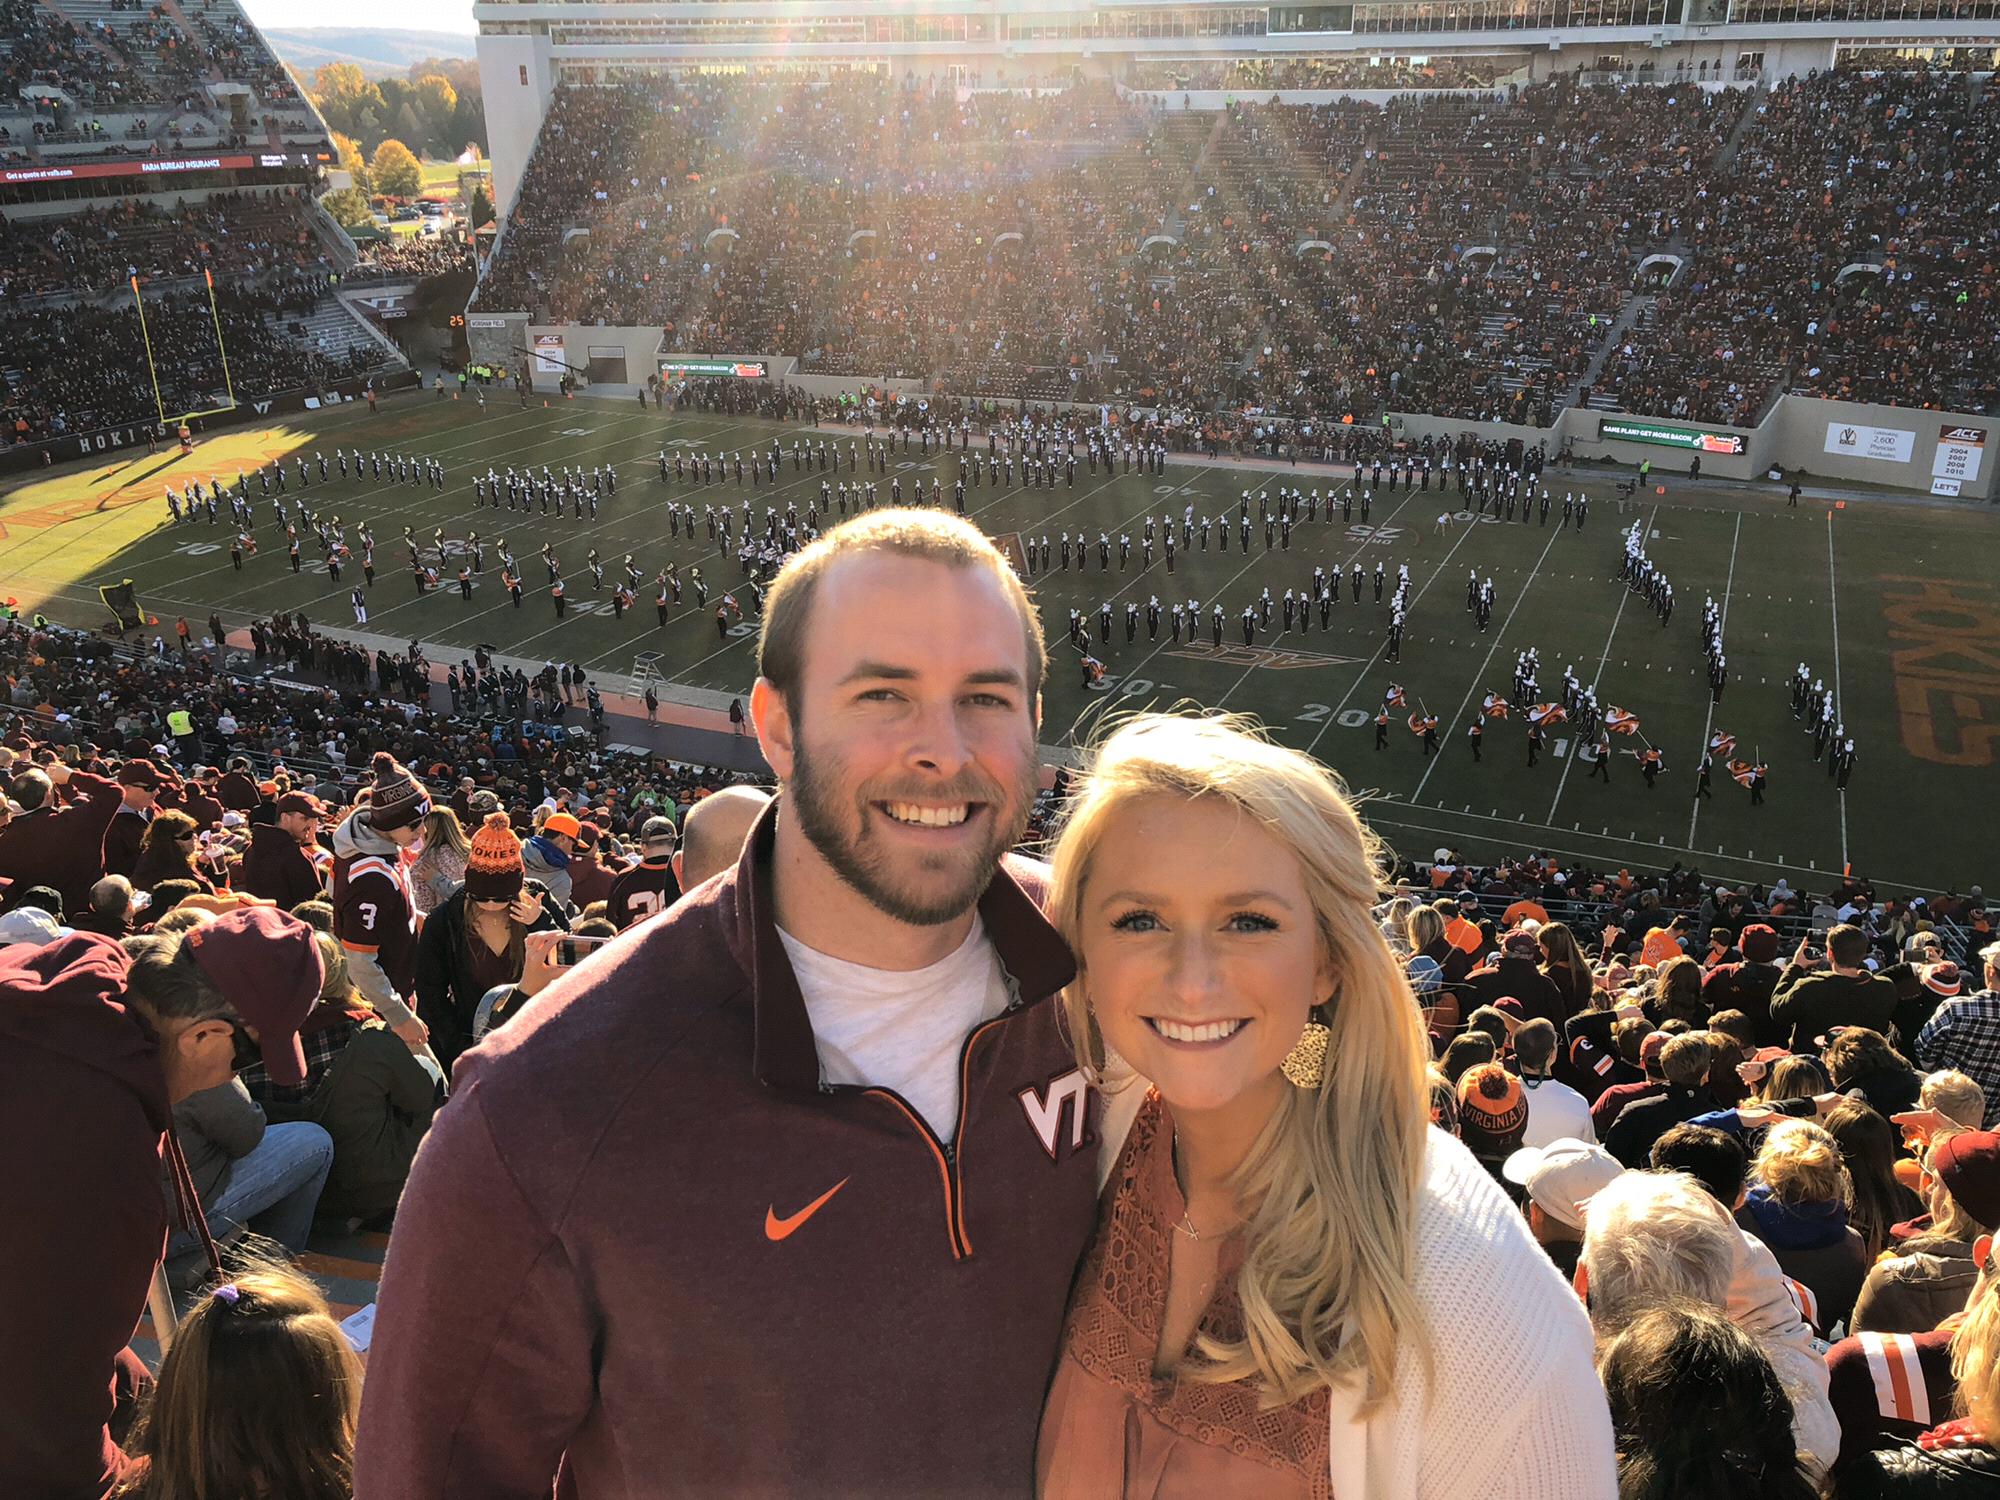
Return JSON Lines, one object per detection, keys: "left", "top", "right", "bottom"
{"left": 1098, "top": 1091, "right": 1618, "bottom": 1499}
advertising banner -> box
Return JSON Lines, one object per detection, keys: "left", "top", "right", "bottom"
{"left": 660, "top": 358, "right": 768, "bottom": 379}
{"left": 1934, "top": 424, "right": 1988, "bottom": 485}
{"left": 1599, "top": 417, "right": 1747, "bottom": 455}
{"left": 1824, "top": 422, "right": 1917, "bottom": 463}
{"left": 533, "top": 334, "right": 566, "bottom": 373}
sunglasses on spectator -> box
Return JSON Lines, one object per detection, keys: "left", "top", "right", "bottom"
{"left": 176, "top": 832, "right": 197, "bottom": 842}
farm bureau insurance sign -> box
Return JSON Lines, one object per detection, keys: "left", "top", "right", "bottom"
{"left": 660, "top": 359, "right": 768, "bottom": 379}
{"left": 1599, "top": 418, "right": 1747, "bottom": 455}
{"left": 1824, "top": 422, "right": 1916, "bottom": 464}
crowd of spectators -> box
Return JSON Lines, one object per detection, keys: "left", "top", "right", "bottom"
{"left": 2, "top": 274, "right": 376, "bottom": 444}
{"left": 0, "top": 0, "right": 302, "bottom": 115}
{"left": 478, "top": 68, "right": 1997, "bottom": 428}
{"left": 1586, "top": 66, "right": 1999, "bottom": 425}
{"left": 5, "top": 594, "right": 2000, "bottom": 1495}
{"left": 0, "top": 191, "right": 334, "bottom": 300}
{"left": 349, "top": 233, "right": 475, "bottom": 282}
{"left": 1123, "top": 53, "right": 1511, "bottom": 92}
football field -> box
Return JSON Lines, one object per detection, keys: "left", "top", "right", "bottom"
{"left": 5, "top": 390, "right": 1997, "bottom": 892}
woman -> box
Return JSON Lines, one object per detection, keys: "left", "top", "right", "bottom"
{"left": 1853, "top": 1129, "right": 2000, "bottom": 1336}
{"left": 1834, "top": 1241, "right": 2000, "bottom": 1494}
{"left": 1826, "top": 1098, "right": 1925, "bottom": 1259}
{"left": 1763, "top": 1054, "right": 1831, "bottom": 1106}
{"left": 409, "top": 805, "right": 471, "bottom": 916}
{"left": 1039, "top": 712, "right": 1613, "bottom": 1498}
{"left": 1653, "top": 955, "right": 1707, "bottom": 1028}
{"left": 1824, "top": 1028, "right": 1923, "bottom": 1119}
{"left": 130, "top": 809, "right": 215, "bottom": 897}
{"left": 110, "top": 1259, "right": 360, "bottom": 1500}
{"left": 1736, "top": 1119, "right": 1871, "bottom": 1333}
{"left": 1599, "top": 1301, "right": 1819, "bottom": 1500}
{"left": 240, "top": 931, "right": 445, "bottom": 1225}
{"left": 1538, "top": 921, "right": 1594, "bottom": 1020}
{"left": 413, "top": 811, "right": 568, "bottom": 1073}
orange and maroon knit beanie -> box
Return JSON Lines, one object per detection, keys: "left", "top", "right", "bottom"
{"left": 1457, "top": 1062, "right": 1528, "bottom": 1162}
{"left": 463, "top": 811, "right": 524, "bottom": 901}
{"left": 365, "top": 752, "right": 432, "bottom": 832}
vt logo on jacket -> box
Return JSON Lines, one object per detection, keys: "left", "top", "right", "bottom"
{"left": 1018, "top": 1068, "right": 1091, "bottom": 1161}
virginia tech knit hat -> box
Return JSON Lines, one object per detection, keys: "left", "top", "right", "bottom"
{"left": 464, "top": 811, "right": 525, "bottom": 902}
{"left": 1458, "top": 1063, "right": 1528, "bottom": 1162}
{"left": 1935, "top": 1130, "right": 2000, "bottom": 1231}
{"left": 1740, "top": 924, "right": 1780, "bottom": 964}
{"left": 182, "top": 906, "right": 323, "bottom": 1087}
{"left": 365, "top": 752, "right": 431, "bottom": 832}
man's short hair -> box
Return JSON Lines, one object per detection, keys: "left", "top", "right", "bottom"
{"left": 1707, "top": 1009, "right": 1756, "bottom": 1049}
{"left": 1580, "top": 1170, "right": 1740, "bottom": 1335}
{"left": 1650, "top": 1123, "right": 1748, "bottom": 1204}
{"left": 89, "top": 875, "right": 133, "bottom": 917}
{"left": 1612, "top": 1016, "right": 1654, "bottom": 1064}
{"left": 1660, "top": 1032, "right": 1714, "bottom": 1091}
{"left": 1828, "top": 923, "right": 1869, "bottom": 968}
{"left": 9, "top": 768, "right": 52, "bottom": 812}
{"left": 1515, "top": 1017, "right": 1558, "bottom": 1072}
{"left": 1923, "top": 1069, "right": 1989, "bottom": 1131}
{"left": 756, "top": 509, "right": 1046, "bottom": 709}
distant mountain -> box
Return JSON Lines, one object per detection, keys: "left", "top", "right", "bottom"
{"left": 262, "top": 28, "right": 476, "bottom": 79}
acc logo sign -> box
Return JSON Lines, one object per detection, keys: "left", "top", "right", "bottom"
{"left": 1018, "top": 1068, "right": 1091, "bottom": 1161}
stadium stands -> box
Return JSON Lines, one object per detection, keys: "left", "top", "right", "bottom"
{"left": 476, "top": 68, "right": 1999, "bottom": 425}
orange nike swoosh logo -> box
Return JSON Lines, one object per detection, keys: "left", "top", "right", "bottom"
{"left": 764, "top": 1177, "right": 851, "bottom": 1242}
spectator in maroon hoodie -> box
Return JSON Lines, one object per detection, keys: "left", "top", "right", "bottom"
{"left": 0, "top": 756, "right": 123, "bottom": 913}
{"left": 237, "top": 792, "right": 328, "bottom": 909}
{"left": 1705, "top": 923, "right": 1786, "bottom": 1045}
{"left": 565, "top": 822, "right": 619, "bottom": 912}
{"left": 0, "top": 906, "right": 321, "bottom": 1500}
{"left": 1466, "top": 927, "right": 1567, "bottom": 1026}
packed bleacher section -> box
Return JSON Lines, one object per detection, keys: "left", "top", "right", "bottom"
{"left": 2, "top": 277, "right": 380, "bottom": 443}
{"left": 1124, "top": 54, "right": 1512, "bottom": 92}
{"left": 0, "top": 190, "right": 332, "bottom": 299}
{"left": 0, "top": 0, "right": 316, "bottom": 159}
{"left": 348, "top": 232, "right": 477, "bottom": 282}
{"left": 1584, "top": 66, "right": 2000, "bottom": 425}
{"left": 479, "top": 68, "right": 2000, "bottom": 426}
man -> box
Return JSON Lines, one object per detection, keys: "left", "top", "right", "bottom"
{"left": 1702, "top": 923, "right": 1786, "bottom": 1047}
{"left": 0, "top": 909, "right": 320, "bottom": 1500}
{"left": 677, "top": 785, "right": 774, "bottom": 892}
{"left": 101, "top": 759, "right": 167, "bottom": 879}
{"left": 0, "top": 758, "right": 123, "bottom": 915}
{"left": 1606, "top": 1032, "right": 1719, "bottom": 1166}
{"left": 1771, "top": 923, "right": 1898, "bottom": 1053}
{"left": 1502, "top": 1138, "right": 1621, "bottom": 1279}
{"left": 331, "top": 755, "right": 432, "bottom": 1051}
{"left": 522, "top": 811, "right": 581, "bottom": 912}
{"left": 355, "top": 510, "right": 1098, "bottom": 1496}
{"left": 1465, "top": 927, "right": 1566, "bottom": 1026}
{"left": 1916, "top": 941, "right": 2000, "bottom": 1127}
{"left": 1514, "top": 1018, "right": 1596, "bottom": 1146}
{"left": 606, "top": 815, "right": 683, "bottom": 929}
{"left": 238, "top": 791, "right": 329, "bottom": 909}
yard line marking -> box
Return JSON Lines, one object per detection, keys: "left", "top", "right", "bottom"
{"left": 1408, "top": 523, "right": 1564, "bottom": 806}
{"left": 1546, "top": 504, "right": 1657, "bottom": 825}
{"left": 1827, "top": 508, "right": 1849, "bottom": 871}
{"left": 1302, "top": 505, "right": 1484, "bottom": 759}
{"left": 1686, "top": 511, "right": 1741, "bottom": 847}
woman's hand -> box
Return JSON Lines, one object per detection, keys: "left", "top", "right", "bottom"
{"left": 393, "top": 1013, "right": 430, "bottom": 1052}
{"left": 518, "top": 928, "right": 563, "bottom": 1000}
{"left": 509, "top": 889, "right": 544, "bottom": 928}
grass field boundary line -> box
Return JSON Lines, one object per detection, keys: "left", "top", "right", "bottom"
{"left": 1686, "top": 511, "right": 1742, "bottom": 848}
{"left": 1407, "top": 520, "right": 1567, "bottom": 805}
{"left": 1544, "top": 503, "right": 1658, "bottom": 824}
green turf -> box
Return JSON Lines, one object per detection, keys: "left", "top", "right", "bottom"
{"left": 6, "top": 392, "right": 1997, "bottom": 891}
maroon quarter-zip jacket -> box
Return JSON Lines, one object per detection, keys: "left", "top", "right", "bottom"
{"left": 354, "top": 797, "right": 1101, "bottom": 1498}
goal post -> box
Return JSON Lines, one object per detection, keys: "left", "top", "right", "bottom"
{"left": 130, "top": 268, "right": 240, "bottom": 427}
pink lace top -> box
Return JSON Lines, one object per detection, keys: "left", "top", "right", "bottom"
{"left": 1037, "top": 1090, "right": 1331, "bottom": 1499}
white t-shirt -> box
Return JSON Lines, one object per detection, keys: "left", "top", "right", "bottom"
{"left": 1520, "top": 1075, "right": 1598, "bottom": 1149}
{"left": 778, "top": 914, "right": 1012, "bottom": 1142}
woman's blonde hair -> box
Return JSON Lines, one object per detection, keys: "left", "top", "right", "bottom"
{"left": 1405, "top": 904, "right": 1445, "bottom": 954}
{"left": 110, "top": 1257, "right": 361, "bottom": 1500}
{"left": 420, "top": 805, "right": 470, "bottom": 858}
{"left": 1953, "top": 1253, "right": 2000, "bottom": 1436}
{"left": 1047, "top": 711, "right": 1432, "bottom": 1411}
{"left": 1753, "top": 1119, "right": 1851, "bottom": 1209}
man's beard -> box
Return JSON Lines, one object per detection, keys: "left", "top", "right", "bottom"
{"left": 785, "top": 726, "right": 1037, "bottom": 928}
